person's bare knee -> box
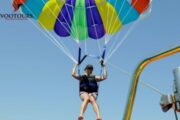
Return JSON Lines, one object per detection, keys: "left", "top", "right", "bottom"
{"left": 81, "top": 93, "right": 90, "bottom": 103}
{"left": 89, "top": 95, "right": 96, "bottom": 104}
{"left": 83, "top": 97, "right": 90, "bottom": 103}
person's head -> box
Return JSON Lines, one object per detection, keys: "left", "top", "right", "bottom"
{"left": 84, "top": 64, "right": 93, "bottom": 75}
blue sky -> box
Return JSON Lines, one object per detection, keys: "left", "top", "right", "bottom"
{"left": 0, "top": 0, "right": 180, "bottom": 120}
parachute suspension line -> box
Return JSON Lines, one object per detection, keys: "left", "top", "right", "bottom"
{"left": 19, "top": 0, "right": 74, "bottom": 43}
{"left": 39, "top": 0, "right": 71, "bottom": 35}
{"left": 104, "top": 35, "right": 109, "bottom": 45}
{"left": 105, "top": 34, "right": 119, "bottom": 61}
{"left": 82, "top": 3, "right": 88, "bottom": 54}
{"left": 26, "top": 18, "right": 77, "bottom": 63}
{"left": 103, "top": 0, "right": 115, "bottom": 47}
{"left": 97, "top": 40, "right": 102, "bottom": 57}
{"left": 104, "top": 0, "right": 111, "bottom": 45}
{"left": 106, "top": 0, "right": 143, "bottom": 47}
{"left": 108, "top": 1, "right": 140, "bottom": 42}
{"left": 98, "top": 46, "right": 107, "bottom": 91}
{"left": 41, "top": 0, "right": 80, "bottom": 38}
{"left": 26, "top": 0, "right": 77, "bottom": 62}
{"left": 105, "top": 0, "right": 152, "bottom": 63}
{"left": 72, "top": 0, "right": 88, "bottom": 61}
{"left": 87, "top": 0, "right": 102, "bottom": 56}
{"left": 140, "top": 81, "right": 164, "bottom": 95}
{"left": 84, "top": 39, "right": 88, "bottom": 54}
{"left": 107, "top": 62, "right": 164, "bottom": 95}
{"left": 107, "top": 62, "right": 131, "bottom": 76}
{"left": 17, "top": 1, "right": 77, "bottom": 63}
{"left": 64, "top": 1, "right": 80, "bottom": 38}
{"left": 97, "top": 47, "right": 107, "bottom": 91}
{"left": 104, "top": 19, "right": 140, "bottom": 63}
{"left": 109, "top": 0, "right": 137, "bottom": 33}
{"left": 104, "top": 0, "right": 142, "bottom": 62}
{"left": 106, "top": 0, "right": 126, "bottom": 36}
{"left": 109, "top": 0, "right": 152, "bottom": 42}
{"left": 40, "top": 0, "right": 79, "bottom": 38}
{"left": 121, "top": 0, "right": 139, "bottom": 22}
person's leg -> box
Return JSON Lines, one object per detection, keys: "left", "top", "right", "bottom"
{"left": 89, "top": 93, "right": 101, "bottom": 119}
{"left": 79, "top": 92, "right": 90, "bottom": 118}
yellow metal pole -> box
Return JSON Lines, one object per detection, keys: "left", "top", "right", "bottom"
{"left": 123, "top": 45, "right": 180, "bottom": 120}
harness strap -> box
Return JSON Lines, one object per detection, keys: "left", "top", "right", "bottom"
{"left": 78, "top": 47, "right": 88, "bottom": 65}
{"left": 77, "top": 45, "right": 107, "bottom": 75}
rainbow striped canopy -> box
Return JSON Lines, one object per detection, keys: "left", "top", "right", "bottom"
{"left": 13, "top": 0, "right": 150, "bottom": 40}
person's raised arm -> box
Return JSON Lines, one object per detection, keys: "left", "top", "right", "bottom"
{"left": 72, "top": 64, "right": 81, "bottom": 80}
{"left": 95, "top": 64, "right": 107, "bottom": 82}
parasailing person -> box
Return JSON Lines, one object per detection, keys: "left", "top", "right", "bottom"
{"left": 72, "top": 62, "right": 107, "bottom": 120}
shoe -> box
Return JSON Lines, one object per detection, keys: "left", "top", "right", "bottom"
{"left": 96, "top": 119, "right": 102, "bottom": 120}
{"left": 78, "top": 116, "right": 83, "bottom": 120}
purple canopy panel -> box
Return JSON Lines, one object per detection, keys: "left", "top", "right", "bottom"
{"left": 54, "top": 0, "right": 76, "bottom": 37}
{"left": 85, "top": 0, "right": 105, "bottom": 39}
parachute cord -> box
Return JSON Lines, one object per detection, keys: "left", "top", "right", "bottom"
{"left": 29, "top": 19, "right": 77, "bottom": 63}
{"left": 121, "top": 0, "right": 139, "bottom": 23}
{"left": 84, "top": 39, "right": 88, "bottom": 54}
{"left": 140, "top": 81, "right": 164, "bottom": 95}
{"left": 107, "top": 62, "right": 164, "bottom": 95}
{"left": 107, "top": 62, "right": 131, "bottom": 76}
{"left": 40, "top": 0, "right": 79, "bottom": 39}
{"left": 87, "top": 0, "right": 102, "bottom": 56}
{"left": 83, "top": 9, "right": 88, "bottom": 55}
{"left": 96, "top": 40, "right": 102, "bottom": 57}
{"left": 106, "top": 0, "right": 126, "bottom": 34}
{"left": 26, "top": 1, "right": 76, "bottom": 61}
{"left": 104, "top": 19, "right": 139, "bottom": 64}
{"left": 102, "top": 0, "right": 152, "bottom": 62}
{"left": 104, "top": 4, "right": 148, "bottom": 63}
{"left": 105, "top": 5, "right": 152, "bottom": 56}
{"left": 40, "top": 0, "right": 71, "bottom": 36}
{"left": 105, "top": 0, "right": 152, "bottom": 57}
{"left": 14, "top": 0, "right": 77, "bottom": 63}
{"left": 103, "top": 0, "right": 112, "bottom": 45}
{"left": 63, "top": 0, "right": 80, "bottom": 39}
{"left": 109, "top": 0, "right": 142, "bottom": 34}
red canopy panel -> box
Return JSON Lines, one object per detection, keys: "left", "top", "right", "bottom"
{"left": 13, "top": 0, "right": 26, "bottom": 11}
{"left": 131, "top": 0, "right": 150, "bottom": 14}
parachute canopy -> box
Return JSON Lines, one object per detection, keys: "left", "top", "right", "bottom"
{"left": 13, "top": 0, "right": 26, "bottom": 11}
{"left": 13, "top": 0, "right": 150, "bottom": 40}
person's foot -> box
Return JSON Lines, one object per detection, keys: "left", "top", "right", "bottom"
{"left": 78, "top": 116, "right": 83, "bottom": 120}
{"left": 96, "top": 118, "right": 102, "bottom": 120}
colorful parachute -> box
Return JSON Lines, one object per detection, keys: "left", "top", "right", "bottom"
{"left": 13, "top": 0, "right": 150, "bottom": 40}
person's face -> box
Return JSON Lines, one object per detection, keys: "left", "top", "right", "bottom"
{"left": 85, "top": 69, "right": 93, "bottom": 75}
